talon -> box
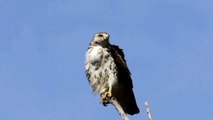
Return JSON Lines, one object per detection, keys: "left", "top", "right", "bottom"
{"left": 100, "top": 87, "right": 112, "bottom": 106}
{"left": 101, "top": 92, "right": 110, "bottom": 106}
{"left": 105, "top": 91, "right": 112, "bottom": 99}
{"left": 101, "top": 98, "right": 109, "bottom": 106}
{"left": 102, "top": 86, "right": 112, "bottom": 99}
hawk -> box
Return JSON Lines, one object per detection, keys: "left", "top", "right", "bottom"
{"left": 85, "top": 32, "right": 139, "bottom": 115}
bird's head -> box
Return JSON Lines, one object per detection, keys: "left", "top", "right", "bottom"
{"left": 91, "top": 32, "right": 110, "bottom": 47}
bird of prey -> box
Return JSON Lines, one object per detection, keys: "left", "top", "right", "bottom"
{"left": 85, "top": 32, "right": 139, "bottom": 115}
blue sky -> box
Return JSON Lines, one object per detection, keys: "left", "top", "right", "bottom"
{"left": 0, "top": 0, "right": 213, "bottom": 120}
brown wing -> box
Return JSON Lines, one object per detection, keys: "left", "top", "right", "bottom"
{"left": 110, "top": 45, "right": 140, "bottom": 115}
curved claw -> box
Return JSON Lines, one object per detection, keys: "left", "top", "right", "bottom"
{"left": 105, "top": 91, "right": 112, "bottom": 99}
{"left": 101, "top": 87, "right": 112, "bottom": 106}
{"left": 101, "top": 98, "right": 109, "bottom": 106}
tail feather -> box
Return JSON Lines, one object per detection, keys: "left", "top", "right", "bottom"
{"left": 114, "top": 88, "right": 140, "bottom": 115}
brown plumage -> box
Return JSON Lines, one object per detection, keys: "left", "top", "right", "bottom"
{"left": 85, "top": 32, "right": 139, "bottom": 115}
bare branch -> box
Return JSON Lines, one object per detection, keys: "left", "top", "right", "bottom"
{"left": 145, "top": 101, "right": 152, "bottom": 120}
{"left": 109, "top": 97, "right": 130, "bottom": 120}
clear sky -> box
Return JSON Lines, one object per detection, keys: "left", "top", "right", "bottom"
{"left": 0, "top": 0, "right": 213, "bottom": 120}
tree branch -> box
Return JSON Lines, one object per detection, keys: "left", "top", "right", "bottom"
{"left": 109, "top": 97, "right": 130, "bottom": 120}
{"left": 145, "top": 101, "right": 152, "bottom": 120}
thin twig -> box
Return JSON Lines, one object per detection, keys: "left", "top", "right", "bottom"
{"left": 145, "top": 101, "right": 152, "bottom": 120}
{"left": 108, "top": 97, "right": 130, "bottom": 120}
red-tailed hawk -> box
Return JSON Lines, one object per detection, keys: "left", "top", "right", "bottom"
{"left": 85, "top": 32, "right": 139, "bottom": 115}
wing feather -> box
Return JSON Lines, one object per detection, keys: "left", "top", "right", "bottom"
{"left": 110, "top": 45, "right": 139, "bottom": 115}
{"left": 110, "top": 45, "right": 133, "bottom": 88}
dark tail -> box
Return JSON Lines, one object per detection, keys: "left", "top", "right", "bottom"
{"left": 115, "top": 88, "right": 140, "bottom": 115}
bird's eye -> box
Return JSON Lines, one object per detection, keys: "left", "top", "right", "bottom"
{"left": 98, "top": 34, "right": 103, "bottom": 37}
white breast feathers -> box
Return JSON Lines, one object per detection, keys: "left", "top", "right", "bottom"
{"left": 85, "top": 45, "right": 118, "bottom": 94}
{"left": 87, "top": 46, "right": 103, "bottom": 66}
